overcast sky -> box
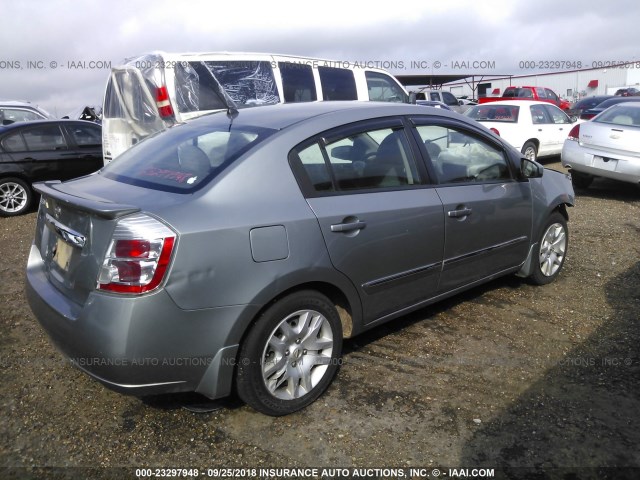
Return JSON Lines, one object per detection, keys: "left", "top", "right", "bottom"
{"left": 2, "top": 0, "right": 639, "bottom": 116}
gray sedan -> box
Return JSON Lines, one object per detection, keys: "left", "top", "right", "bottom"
{"left": 26, "top": 102, "right": 574, "bottom": 416}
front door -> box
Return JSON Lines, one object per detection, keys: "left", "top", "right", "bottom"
{"left": 413, "top": 121, "right": 532, "bottom": 292}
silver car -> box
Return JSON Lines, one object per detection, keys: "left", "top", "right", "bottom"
{"left": 26, "top": 102, "right": 574, "bottom": 416}
{"left": 562, "top": 101, "right": 640, "bottom": 189}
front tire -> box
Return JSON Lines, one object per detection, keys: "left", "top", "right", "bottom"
{"left": 0, "top": 177, "right": 32, "bottom": 217}
{"left": 236, "top": 291, "right": 343, "bottom": 416}
{"left": 529, "top": 212, "right": 568, "bottom": 285}
{"left": 521, "top": 141, "right": 538, "bottom": 162}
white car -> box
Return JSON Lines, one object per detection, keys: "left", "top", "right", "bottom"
{"left": 561, "top": 102, "right": 640, "bottom": 189}
{"left": 465, "top": 100, "right": 578, "bottom": 161}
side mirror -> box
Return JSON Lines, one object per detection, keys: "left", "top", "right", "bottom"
{"left": 459, "top": 100, "right": 464, "bottom": 106}
{"left": 520, "top": 157, "right": 543, "bottom": 179}
{"left": 570, "top": 115, "right": 578, "bottom": 123}
{"left": 409, "top": 92, "right": 417, "bottom": 105}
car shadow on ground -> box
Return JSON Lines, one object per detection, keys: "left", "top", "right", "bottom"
{"left": 458, "top": 262, "right": 640, "bottom": 478}
{"left": 573, "top": 177, "right": 640, "bottom": 201}
{"left": 141, "top": 274, "right": 527, "bottom": 414}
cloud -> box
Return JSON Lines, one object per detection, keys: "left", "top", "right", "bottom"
{"left": 1, "top": 0, "right": 638, "bottom": 114}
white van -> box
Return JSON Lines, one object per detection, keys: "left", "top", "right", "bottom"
{"left": 102, "top": 51, "right": 410, "bottom": 162}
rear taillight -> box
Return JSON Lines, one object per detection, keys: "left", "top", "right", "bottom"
{"left": 156, "top": 86, "right": 174, "bottom": 118}
{"left": 98, "top": 214, "right": 176, "bottom": 294}
{"left": 567, "top": 124, "right": 580, "bottom": 141}
{"left": 489, "top": 127, "right": 500, "bottom": 136}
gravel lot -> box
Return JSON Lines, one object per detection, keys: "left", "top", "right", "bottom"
{"left": 1, "top": 159, "right": 639, "bottom": 479}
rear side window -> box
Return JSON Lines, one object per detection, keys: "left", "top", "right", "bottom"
{"left": 1, "top": 132, "right": 27, "bottom": 152}
{"left": 365, "top": 71, "right": 407, "bottom": 103}
{"left": 101, "top": 123, "right": 275, "bottom": 193}
{"left": 279, "top": 63, "right": 317, "bottom": 102}
{"left": 318, "top": 67, "right": 357, "bottom": 101}
{"left": 530, "top": 104, "right": 552, "bottom": 124}
{"left": 291, "top": 126, "right": 421, "bottom": 194}
{"left": 22, "top": 125, "right": 67, "bottom": 151}
{"left": 188, "top": 61, "right": 280, "bottom": 109}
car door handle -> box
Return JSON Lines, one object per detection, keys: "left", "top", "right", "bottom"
{"left": 330, "top": 220, "right": 367, "bottom": 232}
{"left": 448, "top": 208, "right": 472, "bottom": 218}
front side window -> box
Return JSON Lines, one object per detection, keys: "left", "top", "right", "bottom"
{"left": 279, "top": 63, "right": 317, "bottom": 102}
{"left": 68, "top": 124, "right": 102, "bottom": 146}
{"left": 291, "top": 126, "right": 421, "bottom": 193}
{"left": 543, "top": 105, "right": 570, "bottom": 124}
{"left": 535, "top": 87, "right": 548, "bottom": 99}
{"left": 545, "top": 89, "right": 559, "bottom": 101}
{"left": 416, "top": 125, "right": 511, "bottom": 184}
{"left": 365, "top": 71, "right": 407, "bottom": 103}
{"left": 22, "top": 125, "right": 67, "bottom": 151}
{"left": 318, "top": 67, "right": 357, "bottom": 101}
{"left": 102, "top": 121, "right": 275, "bottom": 193}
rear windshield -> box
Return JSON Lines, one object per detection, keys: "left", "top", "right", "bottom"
{"left": 101, "top": 120, "right": 276, "bottom": 193}
{"left": 503, "top": 88, "right": 533, "bottom": 99}
{"left": 594, "top": 105, "right": 640, "bottom": 126}
{"left": 465, "top": 105, "right": 520, "bottom": 123}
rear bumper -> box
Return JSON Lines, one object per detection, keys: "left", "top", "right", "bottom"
{"left": 26, "top": 244, "right": 258, "bottom": 399}
{"left": 562, "top": 141, "right": 640, "bottom": 184}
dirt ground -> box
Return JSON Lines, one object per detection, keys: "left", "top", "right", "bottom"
{"left": 1, "top": 159, "right": 639, "bottom": 480}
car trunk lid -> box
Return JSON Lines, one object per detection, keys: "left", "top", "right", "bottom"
{"left": 32, "top": 181, "right": 141, "bottom": 305}
{"left": 580, "top": 118, "right": 640, "bottom": 158}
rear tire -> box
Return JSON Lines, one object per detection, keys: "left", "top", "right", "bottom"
{"left": 236, "top": 290, "right": 343, "bottom": 416}
{"left": 529, "top": 212, "right": 568, "bottom": 285}
{"left": 570, "top": 171, "right": 593, "bottom": 189}
{"left": 0, "top": 177, "right": 32, "bottom": 217}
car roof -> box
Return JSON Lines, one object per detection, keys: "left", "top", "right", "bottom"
{"left": 472, "top": 100, "right": 551, "bottom": 107}
{"left": 0, "top": 118, "right": 100, "bottom": 134}
{"left": 187, "top": 101, "right": 457, "bottom": 131}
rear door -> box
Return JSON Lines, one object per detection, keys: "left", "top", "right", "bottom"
{"left": 411, "top": 118, "right": 532, "bottom": 292}
{"left": 289, "top": 118, "right": 444, "bottom": 323}
{"left": 3, "top": 124, "right": 74, "bottom": 182}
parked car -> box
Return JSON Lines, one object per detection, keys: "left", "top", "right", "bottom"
{"left": 565, "top": 95, "right": 614, "bottom": 118}
{"left": 26, "top": 102, "right": 574, "bottom": 416}
{"left": 562, "top": 102, "right": 640, "bottom": 189}
{"left": 0, "top": 120, "right": 102, "bottom": 216}
{"left": 580, "top": 96, "right": 640, "bottom": 120}
{"left": 614, "top": 87, "right": 640, "bottom": 97}
{"left": 0, "top": 100, "right": 53, "bottom": 125}
{"left": 414, "top": 90, "right": 467, "bottom": 113}
{"left": 457, "top": 97, "right": 478, "bottom": 106}
{"left": 479, "top": 86, "right": 571, "bottom": 111}
{"left": 465, "top": 100, "right": 577, "bottom": 161}
{"left": 103, "top": 51, "right": 410, "bottom": 163}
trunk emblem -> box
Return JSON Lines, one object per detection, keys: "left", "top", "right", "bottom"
{"left": 45, "top": 214, "right": 86, "bottom": 249}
